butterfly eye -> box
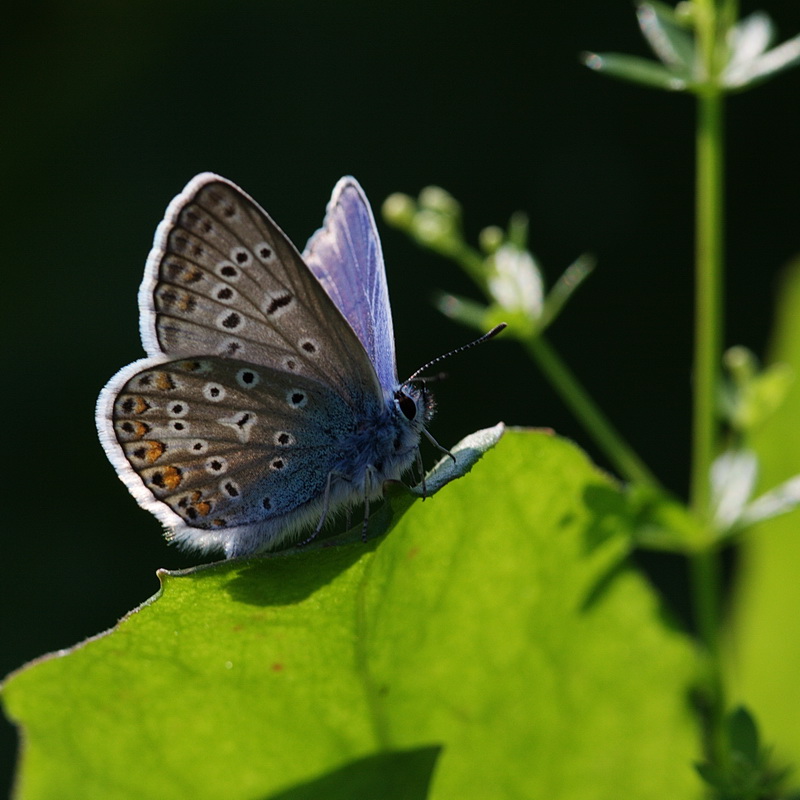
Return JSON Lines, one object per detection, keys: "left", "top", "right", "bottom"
{"left": 394, "top": 389, "right": 418, "bottom": 421}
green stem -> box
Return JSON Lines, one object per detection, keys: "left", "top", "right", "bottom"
{"left": 691, "top": 0, "right": 727, "bottom": 767}
{"left": 691, "top": 63, "right": 724, "bottom": 523}
{"left": 690, "top": 545, "right": 726, "bottom": 764}
{"left": 524, "top": 335, "right": 661, "bottom": 489}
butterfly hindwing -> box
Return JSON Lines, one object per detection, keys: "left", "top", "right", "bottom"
{"left": 105, "top": 356, "right": 356, "bottom": 538}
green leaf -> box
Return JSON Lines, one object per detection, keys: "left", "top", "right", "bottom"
{"left": 434, "top": 291, "right": 492, "bottom": 332}
{"left": 3, "top": 431, "right": 701, "bottom": 799}
{"left": 627, "top": 483, "right": 703, "bottom": 552}
{"left": 727, "top": 706, "right": 760, "bottom": 765}
{"left": 540, "top": 254, "right": 595, "bottom": 331}
{"left": 696, "top": 706, "right": 791, "bottom": 798}
{"left": 406, "top": 423, "right": 504, "bottom": 498}
{"left": 582, "top": 51, "right": 691, "bottom": 91}
{"left": 728, "top": 261, "right": 800, "bottom": 777}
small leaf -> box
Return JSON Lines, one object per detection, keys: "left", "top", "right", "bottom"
{"left": 540, "top": 254, "right": 595, "bottom": 330}
{"left": 628, "top": 484, "right": 704, "bottom": 551}
{"left": 637, "top": 2, "right": 696, "bottom": 70}
{"left": 747, "top": 363, "right": 795, "bottom": 428}
{"left": 582, "top": 51, "right": 690, "bottom": 91}
{"left": 506, "top": 211, "right": 528, "bottom": 251}
{"left": 434, "top": 291, "right": 491, "bottom": 331}
{"left": 408, "top": 422, "right": 506, "bottom": 497}
{"left": 722, "top": 346, "right": 795, "bottom": 434}
{"left": 696, "top": 706, "right": 794, "bottom": 798}
{"left": 710, "top": 450, "right": 758, "bottom": 531}
{"left": 727, "top": 706, "right": 760, "bottom": 765}
{"left": 727, "top": 11, "right": 776, "bottom": 72}
{"left": 725, "top": 27, "right": 800, "bottom": 89}
{"left": 740, "top": 474, "right": 800, "bottom": 527}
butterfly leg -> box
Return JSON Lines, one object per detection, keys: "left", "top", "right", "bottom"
{"left": 297, "top": 470, "right": 340, "bottom": 547}
{"left": 415, "top": 447, "right": 428, "bottom": 499}
{"left": 423, "top": 427, "right": 456, "bottom": 463}
{"left": 361, "top": 492, "right": 371, "bottom": 543}
{"left": 297, "top": 470, "right": 358, "bottom": 547}
{"left": 361, "top": 465, "right": 379, "bottom": 543}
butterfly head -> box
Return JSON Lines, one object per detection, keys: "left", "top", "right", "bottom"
{"left": 393, "top": 382, "right": 435, "bottom": 429}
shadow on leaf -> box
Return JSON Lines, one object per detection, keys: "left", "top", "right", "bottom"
{"left": 262, "top": 746, "right": 442, "bottom": 800}
{"left": 188, "top": 426, "right": 505, "bottom": 608}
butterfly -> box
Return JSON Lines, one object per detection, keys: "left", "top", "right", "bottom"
{"left": 97, "top": 174, "right": 485, "bottom": 558}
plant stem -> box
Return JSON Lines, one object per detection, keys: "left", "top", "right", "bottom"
{"left": 690, "top": 0, "right": 727, "bottom": 767}
{"left": 690, "top": 542, "right": 726, "bottom": 764}
{"left": 524, "top": 335, "right": 661, "bottom": 489}
{"left": 691, "top": 32, "right": 725, "bottom": 524}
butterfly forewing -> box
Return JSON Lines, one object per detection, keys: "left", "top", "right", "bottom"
{"left": 110, "top": 356, "right": 354, "bottom": 532}
{"left": 140, "top": 174, "right": 381, "bottom": 405}
{"left": 303, "top": 178, "right": 397, "bottom": 393}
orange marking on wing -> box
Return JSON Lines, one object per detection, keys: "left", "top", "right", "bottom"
{"left": 162, "top": 466, "right": 182, "bottom": 491}
{"left": 195, "top": 501, "right": 212, "bottom": 517}
{"left": 177, "top": 293, "right": 197, "bottom": 313}
{"left": 155, "top": 372, "right": 176, "bottom": 391}
{"left": 133, "top": 397, "right": 151, "bottom": 415}
{"left": 131, "top": 421, "right": 149, "bottom": 439}
{"left": 143, "top": 440, "right": 166, "bottom": 463}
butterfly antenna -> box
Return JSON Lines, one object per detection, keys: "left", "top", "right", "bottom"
{"left": 405, "top": 323, "right": 507, "bottom": 384}
{"left": 407, "top": 323, "right": 507, "bottom": 467}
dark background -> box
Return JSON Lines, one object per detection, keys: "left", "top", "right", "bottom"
{"left": 3, "top": 0, "right": 799, "bottom": 790}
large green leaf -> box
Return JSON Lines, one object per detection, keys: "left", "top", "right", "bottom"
{"left": 3, "top": 430, "right": 701, "bottom": 799}
{"left": 728, "top": 262, "right": 800, "bottom": 767}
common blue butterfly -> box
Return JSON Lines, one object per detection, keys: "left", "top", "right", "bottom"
{"left": 97, "top": 174, "right": 500, "bottom": 558}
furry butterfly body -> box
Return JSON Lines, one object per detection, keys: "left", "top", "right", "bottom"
{"left": 96, "top": 174, "right": 431, "bottom": 558}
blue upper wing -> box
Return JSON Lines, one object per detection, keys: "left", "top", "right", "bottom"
{"left": 303, "top": 177, "right": 398, "bottom": 394}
